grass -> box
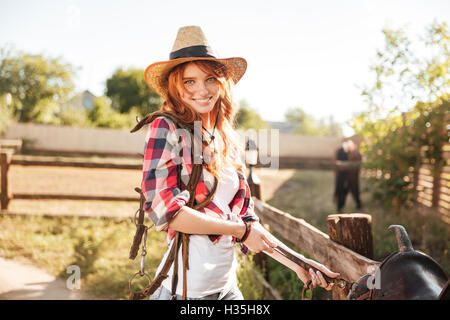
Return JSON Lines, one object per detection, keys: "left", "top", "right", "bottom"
{"left": 0, "top": 213, "right": 264, "bottom": 300}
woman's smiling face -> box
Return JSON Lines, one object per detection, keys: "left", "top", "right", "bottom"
{"left": 180, "top": 62, "right": 221, "bottom": 116}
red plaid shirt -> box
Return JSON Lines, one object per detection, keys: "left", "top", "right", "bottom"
{"left": 141, "top": 116, "right": 259, "bottom": 252}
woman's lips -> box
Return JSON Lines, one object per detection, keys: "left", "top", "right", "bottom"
{"left": 193, "top": 97, "right": 212, "bottom": 106}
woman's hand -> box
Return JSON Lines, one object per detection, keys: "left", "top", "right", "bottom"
{"left": 294, "top": 259, "right": 340, "bottom": 291}
{"left": 247, "top": 222, "right": 340, "bottom": 291}
{"left": 240, "top": 222, "right": 277, "bottom": 253}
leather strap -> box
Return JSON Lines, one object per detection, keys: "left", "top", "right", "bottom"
{"left": 129, "top": 189, "right": 147, "bottom": 260}
{"left": 171, "top": 232, "right": 181, "bottom": 300}
{"left": 182, "top": 233, "right": 190, "bottom": 300}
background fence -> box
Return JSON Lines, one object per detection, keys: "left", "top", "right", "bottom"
{"left": 416, "top": 143, "right": 450, "bottom": 224}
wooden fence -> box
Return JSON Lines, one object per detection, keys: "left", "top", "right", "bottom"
{"left": 416, "top": 143, "right": 450, "bottom": 224}
{"left": 1, "top": 148, "right": 380, "bottom": 299}
{"left": 0, "top": 151, "right": 142, "bottom": 210}
{"left": 0, "top": 149, "right": 363, "bottom": 211}
{"left": 254, "top": 200, "right": 379, "bottom": 299}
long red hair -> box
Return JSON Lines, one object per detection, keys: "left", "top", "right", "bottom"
{"left": 160, "top": 60, "right": 243, "bottom": 177}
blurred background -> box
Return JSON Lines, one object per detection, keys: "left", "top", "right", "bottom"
{"left": 0, "top": 0, "right": 448, "bottom": 300}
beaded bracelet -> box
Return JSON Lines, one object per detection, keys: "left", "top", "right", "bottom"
{"left": 236, "top": 221, "right": 252, "bottom": 243}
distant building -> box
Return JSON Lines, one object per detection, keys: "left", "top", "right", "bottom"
{"left": 62, "top": 90, "right": 96, "bottom": 111}
{"left": 266, "top": 121, "right": 300, "bottom": 134}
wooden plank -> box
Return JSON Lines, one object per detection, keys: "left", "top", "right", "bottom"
{"left": 419, "top": 164, "right": 433, "bottom": 171}
{"left": 419, "top": 167, "right": 432, "bottom": 175}
{"left": 441, "top": 215, "right": 450, "bottom": 225}
{"left": 256, "top": 157, "right": 362, "bottom": 171}
{"left": 0, "top": 139, "right": 22, "bottom": 152}
{"left": 418, "top": 197, "right": 433, "bottom": 207}
{"left": 253, "top": 199, "right": 380, "bottom": 283}
{"left": 438, "top": 200, "right": 450, "bottom": 210}
{"left": 11, "top": 156, "right": 142, "bottom": 170}
{"left": 440, "top": 186, "right": 450, "bottom": 195}
{"left": 418, "top": 180, "right": 434, "bottom": 189}
{"left": 440, "top": 193, "right": 450, "bottom": 203}
{"left": 438, "top": 206, "right": 449, "bottom": 216}
{"left": 440, "top": 179, "right": 450, "bottom": 188}
{"left": 1, "top": 151, "right": 13, "bottom": 210}
{"left": 12, "top": 193, "right": 139, "bottom": 202}
{"left": 418, "top": 174, "right": 434, "bottom": 183}
{"left": 418, "top": 191, "right": 433, "bottom": 201}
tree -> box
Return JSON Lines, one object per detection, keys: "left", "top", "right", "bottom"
{"left": 105, "top": 67, "right": 161, "bottom": 117}
{"left": 0, "top": 93, "right": 14, "bottom": 134}
{"left": 353, "top": 21, "right": 449, "bottom": 127}
{"left": 0, "top": 46, "right": 75, "bottom": 123}
{"left": 235, "top": 100, "right": 268, "bottom": 130}
{"left": 88, "top": 96, "right": 138, "bottom": 129}
{"left": 350, "top": 21, "right": 450, "bottom": 210}
{"left": 284, "top": 107, "right": 343, "bottom": 136}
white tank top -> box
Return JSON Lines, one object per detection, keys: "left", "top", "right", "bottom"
{"left": 157, "top": 163, "right": 240, "bottom": 298}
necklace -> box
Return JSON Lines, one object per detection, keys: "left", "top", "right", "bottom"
{"left": 202, "top": 105, "right": 221, "bottom": 155}
{"left": 202, "top": 126, "right": 218, "bottom": 155}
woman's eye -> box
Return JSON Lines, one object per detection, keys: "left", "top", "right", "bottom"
{"left": 184, "top": 80, "right": 194, "bottom": 85}
{"left": 206, "top": 77, "right": 216, "bottom": 83}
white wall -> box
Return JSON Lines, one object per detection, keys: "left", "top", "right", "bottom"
{"left": 4, "top": 123, "right": 343, "bottom": 158}
{"left": 4, "top": 123, "right": 147, "bottom": 155}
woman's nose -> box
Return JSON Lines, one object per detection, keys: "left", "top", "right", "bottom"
{"left": 195, "top": 82, "right": 209, "bottom": 96}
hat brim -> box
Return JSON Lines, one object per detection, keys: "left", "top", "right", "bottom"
{"left": 144, "top": 57, "right": 247, "bottom": 99}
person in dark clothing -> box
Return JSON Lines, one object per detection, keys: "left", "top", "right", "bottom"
{"left": 333, "top": 140, "right": 363, "bottom": 212}
{"left": 334, "top": 141, "right": 349, "bottom": 212}
{"left": 347, "top": 141, "right": 363, "bottom": 210}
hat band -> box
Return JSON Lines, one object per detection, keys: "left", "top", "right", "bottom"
{"left": 170, "top": 45, "right": 216, "bottom": 60}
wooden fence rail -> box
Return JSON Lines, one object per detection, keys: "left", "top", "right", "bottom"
{"left": 0, "top": 152, "right": 142, "bottom": 210}
{"left": 254, "top": 200, "right": 380, "bottom": 284}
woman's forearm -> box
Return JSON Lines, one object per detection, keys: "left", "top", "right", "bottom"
{"left": 168, "top": 205, "right": 246, "bottom": 238}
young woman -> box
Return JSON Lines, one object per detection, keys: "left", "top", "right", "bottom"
{"left": 142, "top": 26, "right": 339, "bottom": 300}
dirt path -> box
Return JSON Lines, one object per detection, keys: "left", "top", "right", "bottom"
{"left": 0, "top": 258, "right": 95, "bottom": 300}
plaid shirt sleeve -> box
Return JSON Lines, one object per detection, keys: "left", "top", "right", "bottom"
{"left": 141, "top": 117, "right": 190, "bottom": 232}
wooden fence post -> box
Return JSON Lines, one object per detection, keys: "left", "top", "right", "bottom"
{"left": 247, "top": 166, "right": 262, "bottom": 200}
{"left": 1, "top": 150, "right": 13, "bottom": 211}
{"left": 327, "top": 213, "right": 374, "bottom": 300}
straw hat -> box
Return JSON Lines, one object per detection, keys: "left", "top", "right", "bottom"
{"left": 144, "top": 26, "right": 247, "bottom": 98}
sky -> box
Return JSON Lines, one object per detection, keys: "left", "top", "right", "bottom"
{"left": 1, "top": 0, "right": 449, "bottom": 136}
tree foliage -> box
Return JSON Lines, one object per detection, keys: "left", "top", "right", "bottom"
{"left": 235, "top": 100, "right": 268, "bottom": 130}
{"left": 0, "top": 93, "right": 14, "bottom": 134}
{"left": 0, "top": 47, "right": 75, "bottom": 123}
{"left": 105, "top": 67, "right": 161, "bottom": 117}
{"left": 88, "top": 96, "right": 138, "bottom": 129}
{"left": 284, "top": 107, "right": 343, "bottom": 136}
{"left": 350, "top": 21, "right": 450, "bottom": 210}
